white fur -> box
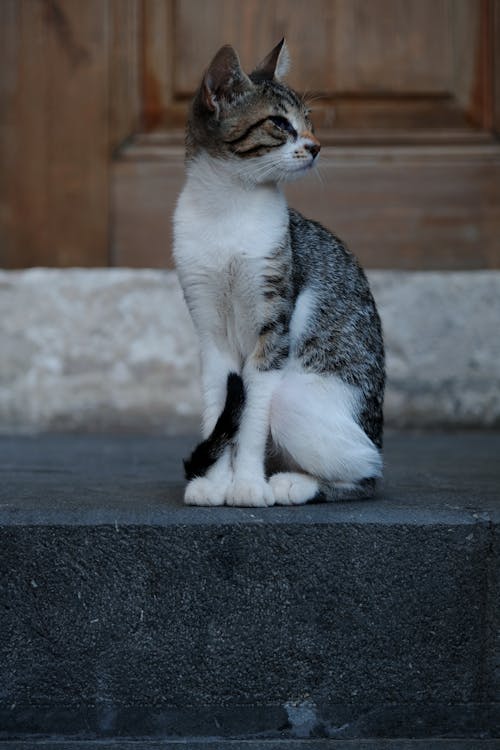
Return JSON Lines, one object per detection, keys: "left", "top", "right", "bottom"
{"left": 276, "top": 287, "right": 382, "bottom": 484}
{"left": 225, "top": 475, "right": 275, "bottom": 507}
{"left": 289, "top": 287, "right": 316, "bottom": 344}
{"left": 185, "top": 448, "right": 232, "bottom": 506}
{"left": 270, "top": 472, "right": 319, "bottom": 505}
{"left": 174, "top": 153, "right": 380, "bottom": 506}
{"left": 175, "top": 156, "right": 288, "bottom": 506}
{"left": 174, "top": 154, "right": 288, "bottom": 254}
{"left": 274, "top": 285, "right": 381, "bottom": 484}
{"left": 174, "top": 154, "right": 289, "bottom": 431}
{"left": 174, "top": 155, "right": 289, "bottom": 331}
{"left": 198, "top": 341, "right": 239, "bottom": 438}
{"left": 270, "top": 371, "right": 382, "bottom": 482}
{"left": 226, "top": 366, "right": 280, "bottom": 506}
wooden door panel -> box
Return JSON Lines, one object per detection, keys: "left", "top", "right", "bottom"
{"left": 113, "top": 143, "right": 500, "bottom": 270}
{"left": 176, "top": 0, "right": 452, "bottom": 95}
{"left": 1, "top": 0, "right": 499, "bottom": 269}
{"left": 174, "top": 0, "right": 336, "bottom": 95}
{"left": 109, "top": 0, "right": 142, "bottom": 151}
{"left": 148, "top": 0, "right": 486, "bottom": 132}
{"left": 0, "top": 0, "right": 110, "bottom": 268}
{"left": 334, "top": 0, "right": 452, "bottom": 93}
{"left": 496, "top": 0, "right": 500, "bottom": 133}
{"left": 112, "top": 0, "right": 499, "bottom": 271}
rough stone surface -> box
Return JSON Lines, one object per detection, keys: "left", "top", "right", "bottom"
{"left": 370, "top": 272, "right": 500, "bottom": 428}
{"left": 0, "top": 270, "right": 198, "bottom": 434}
{"left": 1, "top": 269, "right": 500, "bottom": 432}
{"left": 0, "top": 433, "right": 498, "bottom": 741}
{"left": 1, "top": 742, "right": 499, "bottom": 749}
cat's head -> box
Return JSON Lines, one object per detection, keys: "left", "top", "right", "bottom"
{"left": 186, "top": 39, "right": 320, "bottom": 184}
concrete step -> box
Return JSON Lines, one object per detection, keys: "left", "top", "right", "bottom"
{"left": 0, "top": 432, "right": 498, "bottom": 744}
{"left": 1, "top": 740, "right": 500, "bottom": 749}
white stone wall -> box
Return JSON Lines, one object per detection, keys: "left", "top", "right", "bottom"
{"left": 1, "top": 269, "right": 499, "bottom": 433}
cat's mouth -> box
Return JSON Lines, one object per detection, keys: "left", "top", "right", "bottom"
{"left": 291, "top": 144, "right": 320, "bottom": 174}
{"left": 289, "top": 156, "right": 318, "bottom": 175}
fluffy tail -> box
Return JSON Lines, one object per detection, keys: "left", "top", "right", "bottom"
{"left": 183, "top": 373, "right": 245, "bottom": 481}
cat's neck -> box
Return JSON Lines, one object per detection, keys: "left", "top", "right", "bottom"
{"left": 184, "top": 152, "right": 286, "bottom": 213}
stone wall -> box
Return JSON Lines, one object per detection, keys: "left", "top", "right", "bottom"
{"left": 1, "top": 269, "right": 499, "bottom": 433}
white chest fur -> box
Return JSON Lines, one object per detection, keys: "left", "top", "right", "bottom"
{"left": 173, "top": 155, "right": 288, "bottom": 268}
{"left": 173, "top": 155, "right": 289, "bottom": 357}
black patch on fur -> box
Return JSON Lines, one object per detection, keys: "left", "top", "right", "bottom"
{"left": 259, "top": 320, "right": 277, "bottom": 336}
{"left": 183, "top": 373, "right": 245, "bottom": 481}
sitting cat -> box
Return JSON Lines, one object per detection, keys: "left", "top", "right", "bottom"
{"left": 174, "top": 39, "right": 385, "bottom": 507}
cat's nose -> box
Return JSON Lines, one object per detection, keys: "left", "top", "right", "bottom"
{"left": 301, "top": 132, "right": 321, "bottom": 159}
{"left": 305, "top": 141, "right": 321, "bottom": 159}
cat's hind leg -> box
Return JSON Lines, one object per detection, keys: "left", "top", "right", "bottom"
{"left": 269, "top": 471, "right": 320, "bottom": 505}
{"left": 269, "top": 371, "right": 381, "bottom": 502}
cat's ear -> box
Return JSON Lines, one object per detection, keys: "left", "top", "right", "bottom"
{"left": 252, "top": 38, "right": 291, "bottom": 81}
{"left": 201, "top": 45, "right": 253, "bottom": 117}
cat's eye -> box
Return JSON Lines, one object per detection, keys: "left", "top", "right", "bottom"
{"left": 268, "top": 115, "right": 296, "bottom": 136}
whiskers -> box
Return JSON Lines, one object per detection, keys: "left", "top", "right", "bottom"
{"left": 312, "top": 161, "right": 325, "bottom": 187}
{"left": 237, "top": 154, "right": 288, "bottom": 185}
{"left": 301, "top": 90, "right": 325, "bottom": 112}
{"left": 233, "top": 145, "right": 324, "bottom": 188}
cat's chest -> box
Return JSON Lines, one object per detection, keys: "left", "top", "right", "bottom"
{"left": 173, "top": 180, "right": 288, "bottom": 270}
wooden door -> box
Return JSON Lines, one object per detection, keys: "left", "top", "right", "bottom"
{"left": 1, "top": 0, "right": 499, "bottom": 269}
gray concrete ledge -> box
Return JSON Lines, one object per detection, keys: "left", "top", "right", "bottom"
{"left": 1, "top": 432, "right": 499, "bottom": 526}
{"left": 0, "top": 433, "right": 498, "bottom": 741}
{"left": 1, "top": 741, "right": 500, "bottom": 750}
{"left": 1, "top": 269, "right": 499, "bottom": 433}
{"left": 4, "top": 744, "right": 498, "bottom": 749}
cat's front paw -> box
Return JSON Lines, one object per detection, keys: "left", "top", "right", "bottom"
{"left": 226, "top": 476, "right": 275, "bottom": 507}
{"left": 269, "top": 472, "right": 319, "bottom": 505}
{"left": 184, "top": 476, "right": 227, "bottom": 506}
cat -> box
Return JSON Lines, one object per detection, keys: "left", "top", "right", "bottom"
{"left": 173, "top": 39, "right": 385, "bottom": 507}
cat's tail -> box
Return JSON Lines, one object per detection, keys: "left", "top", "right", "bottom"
{"left": 183, "top": 372, "right": 245, "bottom": 481}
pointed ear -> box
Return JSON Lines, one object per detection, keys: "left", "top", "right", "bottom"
{"left": 200, "top": 45, "right": 253, "bottom": 116}
{"left": 251, "top": 38, "right": 291, "bottom": 81}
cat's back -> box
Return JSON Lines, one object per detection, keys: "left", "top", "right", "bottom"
{"left": 288, "top": 208, "right": 371, "bottom": 296}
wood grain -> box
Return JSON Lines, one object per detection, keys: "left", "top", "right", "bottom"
{"left": 2, "top": 0, "right": 498, "bottom": 269}
{"left": 0, "top": 0, "right": 110, "bottom": 268}
{"left": 0, "top": 0, "right": 49, "bottom": 267}
{"left": 148, "top": 0, "right": 489, "bottom": 133}
{"left": 174, "top": 0, "right": 338, "bottom": 96}
{"left": 112, "top": 159, "right": 178, "bottom": 267}
{"left": 143, "top": 0, "right": 174, "bottom": 129}
{"left": 493, "top": 0, "right": 500, "bottom": 134}
{"left": 109, "top": 0, "right": 141, "bottom": 150}
{"left": 334, "top": 0, "right": 452, "bottom": 94}
{"left": 113, "top": 143, "right": 500, "bottom": 270}
{"left": 175, "top": 0, "right": 453, "bottom": 95}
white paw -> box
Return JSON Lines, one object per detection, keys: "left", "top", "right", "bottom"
{"left": 184, "top": 476, "right": 227, "bottom": 506}
{"left": 269, "top": 472, "right": 319, "bottom": 505}
{"left": 225, "top": 476, "right": 275, "bottom": 507}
